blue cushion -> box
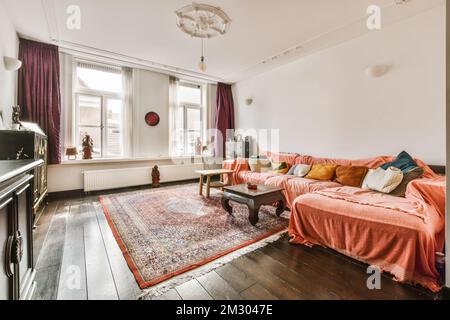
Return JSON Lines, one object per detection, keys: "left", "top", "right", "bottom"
{"left": 381, "top": 151, "right": 419, "bottom": 173}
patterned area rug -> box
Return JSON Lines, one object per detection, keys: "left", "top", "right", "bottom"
{"left": 99, "top": 184, "right": 289, "bottom": 289}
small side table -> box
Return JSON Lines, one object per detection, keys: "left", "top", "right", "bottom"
{"left": 196, "top": 169, "right": 235, "bottom": 198}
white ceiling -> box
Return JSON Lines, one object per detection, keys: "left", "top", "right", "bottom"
{"left": 1, "top": 0, "right": 445, "bottom": 82}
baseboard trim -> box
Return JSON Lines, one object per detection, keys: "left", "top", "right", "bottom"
{"left": 48, "top": 189, "right": 85, "bottom": 201}
{"left": 47, "top": 178, "right": 199, "bottom": 200}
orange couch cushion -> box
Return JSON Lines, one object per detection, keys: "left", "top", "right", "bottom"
{"left": 335, "top": 166, "right": 369, "bottom": 188}
{"left": 305, "top": 164, "right": 337, "bottom": 181}
{"left": 237, "top": 171, "right": 279, "bottom": 185}
{"left": 261, "top": 152, "right": 300, "bottom": 167}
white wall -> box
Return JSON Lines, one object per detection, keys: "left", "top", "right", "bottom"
{"left": 132, "top": 69, "right": 170, "bottom": 158}
{"left": 0, "top": 3, "right": 18, "bottom": 128}
{"left": 47, "top": 158, "right": 203, "bottom": 193}
{"left": 49, "top": 66, "right": 218, "bottom": 192}
{"left": 233, "top": 7, "right": 446, "bottom": 165}
{"left": 131, "top": 70, "right": 217, "bottom": 158}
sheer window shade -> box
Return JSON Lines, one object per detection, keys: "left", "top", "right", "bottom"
{"left": 76, "top": 61, "right": 122, "bottom": 74}
{"left": 122, "top": 67, "right": 133, "bottom": 158}
{"left": 169, "top": 76, "right": 181, "bottom": 156}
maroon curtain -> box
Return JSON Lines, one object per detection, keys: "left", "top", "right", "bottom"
{"left": 18, "top": 38, "right": 61, "bottom": 164}
{"left": 215, "top": 83, "right": 235, "bottom": 158}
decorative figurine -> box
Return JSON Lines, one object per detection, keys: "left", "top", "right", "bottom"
{"left": 81, "top": 133, "right": 94, "bottom": 160}
{"left": 152, "top": 165, "right": 161, "bottom": 188}
{"left": 195, "top": 137, "right": 202, "bottom": 156}
{"left": 16, "top": 147, "right": 29, "bottom": 160}
{"left": 11, "top": 105, "right": 21, "bottom": 130}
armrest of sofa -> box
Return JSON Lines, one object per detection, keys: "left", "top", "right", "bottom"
{"left": 222, "top": 158, "right": 250, "bottom": 185}
{"left": 406, "top": 177, "right": 446, "bottom": 217}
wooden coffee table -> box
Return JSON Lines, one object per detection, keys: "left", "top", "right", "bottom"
{"left": 221, "top": 184, "right": 286, "bottom": 226}
{"left": 196, "top": 169, "right": 235, "bottom": 198}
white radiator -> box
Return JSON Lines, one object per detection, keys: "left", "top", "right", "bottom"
{"left": 83, "top": 163, "right": 204, "bottom": 192}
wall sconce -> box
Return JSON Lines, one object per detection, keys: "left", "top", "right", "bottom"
{"left": 365, "top": 65, "right": 391, "bottom": 78}
{"left": 3, "top": 56, "right": 22, "bottom": 71}
{"left": 245, "top": 98, "right": 254, "bottom": 106}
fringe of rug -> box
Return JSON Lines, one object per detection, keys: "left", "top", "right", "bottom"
{"left": 138, "top": 230, "right": 288, "bottom": 300}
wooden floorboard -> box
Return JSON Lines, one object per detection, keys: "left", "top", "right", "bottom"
{"left": 240, "top": 283, "right": 279, "bottom": 300}
{"left": 175, "top": 279, "right": 214, "bottom": 300}
{"left": 259, "top": 244, "right": 372, "bottom": 300}
{"left": 33, "top": 201, "right": 68, "bottom": 300}
{"left": 269, "top": 235, "right": 434, "bottom": 300}
{"left": 197, "top": 271, "right": 243, "bottom": 300}
{"left": 231, "top": 256, "right": 308, "bottom": 300}
{"left": 215, "top": 264, "right": 257, "bottom": 293}
{"left": 33, "top": 264, "right": 61, "bottom": 300}
{"left": 33, "top": 201, "right": 58, "bottom": 263}
{"left": 56, "top": 202, "right": 89, "bottom": 300}
{"left": 83, "top": 202, "right": 119, "bottom": 300}
{"left": 32, "top": 185, "right": 438, "bottom": 301}
{"left": 34, "top": 201, "right": 67, "bottom": 269}
{"left": 246, "top": 250, "right": 336, "bottom": 300}
{"left": 152, "top": 289, "right": 182, "bottom": 300}
{"left": 92, "top": 201, "right": 141, "bottom": 300}
{"left": 268, "top": 241, "right": 380, "bottom": 299}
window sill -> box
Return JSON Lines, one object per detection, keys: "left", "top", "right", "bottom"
{"left": 56, "top": 156, "right": 205, "bottom": 166}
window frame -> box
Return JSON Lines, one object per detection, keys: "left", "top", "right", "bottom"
{"left": 72, "top": 60, "right": 124, "bottom": 159}
{"left": 178, "top": 82, "right": 205, "bottom": 156}
{"left": 182, "top": 103, "right": 204, "bottom": 156}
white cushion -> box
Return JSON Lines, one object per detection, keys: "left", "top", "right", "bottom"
{"left": 362, "top": 167, "right": 404, "bottom": 194}
{"left": 295, "top": 164, "right": 312, "bottom": 177}
{"left": 248, "top": 158, "right": 271, "bottom": 173}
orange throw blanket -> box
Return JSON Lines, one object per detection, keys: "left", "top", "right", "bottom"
{"left": 289, "top": 178, "right": 445, "bottom": 293}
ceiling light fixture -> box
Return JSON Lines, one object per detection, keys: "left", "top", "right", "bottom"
{"left": 198, "top": 39, "right": 207, "bottom": 72}
{"left": 175, "top": 3, "right": 231, "bottom": 72}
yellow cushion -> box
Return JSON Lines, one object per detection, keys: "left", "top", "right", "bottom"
{"left": 305, "top": 164, "right": 338, "bottom": 181}
{"left": 270, "top": 162, "right": 289, "bottom": 174}
{"left": 270, "top": 168, "right": 289, "bottom": 174}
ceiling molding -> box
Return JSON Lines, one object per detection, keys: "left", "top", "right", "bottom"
{"left": 41, "top": 0, "right": 60, "bottom": 42}
{"left": 56, "top": 40, "right": 225, "bottom": 84}
{"left": 8, "top": 0, "right": 444, "bottom": 84}
{"left": 39, "top": 0, "right": 224, "bottom": 84}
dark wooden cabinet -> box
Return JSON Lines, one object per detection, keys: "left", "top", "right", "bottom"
{"left": 0, "top": 125, "right": 48, "bottom": 224}
{"left": 0, "top": 191, "right": 11, "bottom": 300}
{"left": 0, "top": 160, "right": 43, "bottom": 300}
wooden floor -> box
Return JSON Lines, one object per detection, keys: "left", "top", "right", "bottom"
{"left": 32, "top": 186, "right": 437, "bottom": 301}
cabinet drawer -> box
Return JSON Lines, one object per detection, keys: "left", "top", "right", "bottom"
{"left": 0, "top": 174, "right": 35, "bottom": 300}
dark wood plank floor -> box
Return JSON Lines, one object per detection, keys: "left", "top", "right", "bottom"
{"left": 32, "top": 186, "right": 437, "bottom": 300}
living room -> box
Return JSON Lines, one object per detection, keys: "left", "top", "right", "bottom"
{"left": 0, "top": 0, "right": 449, "bottom": 307}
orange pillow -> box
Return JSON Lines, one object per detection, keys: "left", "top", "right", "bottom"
{"left": 335, "top": 166, "right": 368, "bottom": 187}
{"left": 305, "top": 164, "right": 337, "bottom": 181}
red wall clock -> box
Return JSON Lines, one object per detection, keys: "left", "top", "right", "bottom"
{"left": 145, "top": 112, "right": 160, "bottom": 127}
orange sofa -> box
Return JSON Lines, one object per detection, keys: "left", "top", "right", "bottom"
{"left": 223, "top": 153, "right": 445, "bottom": 292}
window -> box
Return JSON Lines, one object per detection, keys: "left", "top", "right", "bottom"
{"left": 74, "top": 62, "right": 124, "bottom": 158}
{"left": 176, "top": 82, "right": 204, "bottom": 156}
